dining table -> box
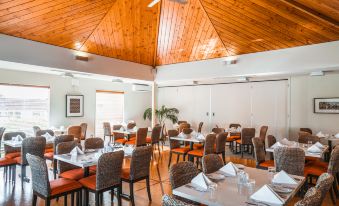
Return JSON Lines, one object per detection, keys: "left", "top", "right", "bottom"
{"left": 170, "top": 134, "right": 205, "bottom": 161}
{"left": 112, "top": 129, "right": 137, "bottom": 141}
{"left": 173, "top": 166, "right": 305, "bottom": 206}
{"left": 2, "top": 138, "right": 54, "bottom": 148}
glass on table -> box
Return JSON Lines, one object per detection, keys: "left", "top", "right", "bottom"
{"left": 208, "top": 182, "right": 218, "bottom": 200}
{"left": 268, "top": 166, "right": 276, "bottom": 182}
{"left": 307, "top": 140, "right": 313, "bottom": 147}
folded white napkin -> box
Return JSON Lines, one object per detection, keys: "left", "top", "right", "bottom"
{"left": 178, "top": 132, "right": 187, "bottom": 139}
{"left": 316, "top": 131, "right": 326, "bottom": 138}
{"left": 104, "top": 139, "right": 110, "bottom": 147}
{"left": 280, "top": 138, "right": 298, "bottom": 147}
{"left": 314, "top": 142, "right": 324, "bottom": 149}
{"left": 271, "top": 142, "right": 286, "bottom": 149}
{"left": 190, "top": 172, "right": 213, "bottom": 191}
{"left": 13, "top": 135, "right": 23, "bottom": 141}
{"left": 335, "top": 133, "right": 339, "bottom": 138}
{"left": 196, "top": 133, "right": 205, "bottom": 140}
{"left": 272, "top": 170, "right": 297, "bottom": 185}
{"left": 307, "top": 144, "right": 322, "bottom": 153}
{"left": 191, "top": 130, "right": 197, "bottom": 137}
{"left": 250, "top": 184, "right": 284, "bottom": 205}
{"left": 124, "top": 146, "right": 134, "bottom": 155}
{"left": 132, "top": 126, "right": 138, "bottom": 131}
{"left": 236, "top": 127, "right": 241, "bottom": 132}
{"left": 42, "top": 132, "right": 54, "bottom": 140}
{"left": 70, "top": 146, "right": 84, "bottom": 156}
{"left": 219, "top": 162, "right": 239, "bottom": 176}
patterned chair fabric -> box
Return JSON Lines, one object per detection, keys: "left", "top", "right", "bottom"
{"left": 168, "top": 130, "right": 180, "bottom": 149}
{"left": 229, "top": 123, "right": 241, "bottom": 128}
{"left": 67, "top": 126, "right": 82, "bottom": 140}
{"left": 178, "top": 123, "right": 190, "bottom": 133}
{"left": 127, "top": 122, "right": 136, "bottom": 130}
{"left": 4, "top": 132, "right": 26, "bottom": 154}
{"left": 212, "top": 127, "right": 225, "bottom": 134}
{"left": 20, "top": 137, "right": 46, "bottom": 165}
{"left": 215, "top": 132, "right": 227, "bottom": 153}
{"left": 294, "top": 187, "right": 322, "bottom": 206}
{"left": 258, "top": 126, "right": 268, "bottom": 144}
{"left": 177, "top": 121, "right": 187, "bottom": 125}
{"left": 96, "top": 150, "right": 124, "bottom": 190}
{"left": 0, "top": 127, "right": 5, "bottom": 151}
{"left": 182, "top": 128, "right": 193, "bottom": 134}
{"left": 162, "top": 194, "right": 193, "bottom": 206}
{"left": 32, "top": 126, "right": 41, "bottom": 136}
{"left": 202, "top": 154, "right": 224, "bottom": 174}
{"left": 328, "top": 145, "right": 339, "bottom": 175}
{"left": 113, "top": 125, "right": 125, "bottom": 140}
{"left": 240, "top": 128, "right": 256, "bottom": 145}
{"left": 128, "top": 146, "right": 152, "bottom": 180}
{"left": 84, "top": 137, "right": 104, "bottom": 150}
{"left": 135, "top": 128, "right": 148, "bottom": 146}
{"left": 204, "top": 134, "right": 216, "bottom": 155}
{"left": 197, "top": 122, "right": 203, "bottom": 133}
{"left": 315, "top": 173, "right": 334, "bottom": 203}
{"left": 274, "top": 147, "right": 305, "bottom": 176}
{"left": 103, "top": 122, "right": 112, "bottom": 136}
{"left": 150, "top": 126, "right": 162, "bottom": 143}
{"left": 53, "top": 135, "right": 74, "bottom": 154}
{"left": 298, "top": 133, "right": 320, "bottom": 144}
{"left": 267, "top": 135, "right": 276, "bottom": 148}
{"left": 169, "top": 161, "right": 199, "bottom": 189}
{"left": 56, "top": 141, "right": 82, "bottom": 174}
{"left": 300, "top": 128, "right": 313, "bottom": 135}
{"left": 26, "top": 154, "right": 51, "bottom": 197}
{"left": 80, "top": 123, "right": 87, "bottom": 140}
{"left": 36, "top": 129, "right": 54, "bottom": 137}
{"left": 252, "top": 137, "right": 266, "bottom": 166}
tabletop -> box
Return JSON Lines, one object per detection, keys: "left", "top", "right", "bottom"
{"left": 266, "top": 143, "right": 329, "bottom": 158}
{"left": 173, "top": 166, "right": 305, "bottom": 206}
{"left": 2, "top": 138, "right": 54, "bottom": 148}
{"left": 112, "top": 130, "right": 136, "bottom": 135}
{"left": 170, "top": 136, "right": 205, "bottom": 143}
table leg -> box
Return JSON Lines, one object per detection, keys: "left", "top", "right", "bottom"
{"left": 189, "top": 142, "right": 194, "bottom": 162}
{"left": 84, "top": 167, "right": 90, "bottom": 177}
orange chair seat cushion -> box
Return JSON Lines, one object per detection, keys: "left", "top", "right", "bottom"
{"left": 171, "top": 147, "right": 190, "bottom": 154}
{"left": 304, "top": 161, "right": 328, "bottom": 177}
{"left": 259, "top": 160, "right": 275, "bottom": 168}
{"left": 193, "top": 144, "right": 203, "bottom": 150}
{"left": 115, "top": 138, "right": 127, "bottom": 144}
{"left": 45, "top": 148, "right": 54, "bottom": 153}
{"left": 305, "top": 157, "right": 318, "bottom": 162}
{"left": 226, "top": 136, "right": 240, "bottom": 142}
{"left": 187, "top": 149, "right": 203, "bottom": 157}
{"left": 59, "top": 168, "right": 95, "bottom": 181}
{"left": 79, "top": 175, "right": 96, "bottom": 190}
{"left": 50, "top": 178, "right": 82, "bottom": 196}
{"left": 129, "top": 137, "right": 136, "bottom": 141}
{"left": 146, "top": 137, "right": 152, "bottom": 143}
{"left": 121, "top": 167, "right": 130, "bottom": 180}
{"left": 125, "top": 140, "right": 135, "bottom": 145}
{"left": 0, "top": 158, "right": 17, "bottom": 166}
{"left": 44, "top": 152, "right": 54, "bottom": 160}
{"left": 5, "top": 152, "right": 21, "bottom": 159}
{"left": 14, "top": 156, "right": 22, "bottom": 164}
{"left": 89, "top": 165, "right": 97, "bottom": 172}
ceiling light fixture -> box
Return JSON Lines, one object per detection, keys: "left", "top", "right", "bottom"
{"left": 237, "top": 77, "right": 249, "bottom": 82}
{"left": 310, "top": 71, "right": 324, "bottom": 76}
{"left": 148, "top": 0, "right": 160, "bottom": 7}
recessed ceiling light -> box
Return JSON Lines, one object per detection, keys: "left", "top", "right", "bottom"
{"left": 310, "top": 71, "right": 324, "bottom": 76}
{"left": 237, "top": 77, "right": 249, "bottom": 82}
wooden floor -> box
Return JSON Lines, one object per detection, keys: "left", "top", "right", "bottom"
{"left": 0, "top": 146, "right": 335, "bottom": 206}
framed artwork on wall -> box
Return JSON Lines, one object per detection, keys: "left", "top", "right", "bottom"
{"left": 314, "top": 98, "right": 339, "bottom": 114}
{"left": 66, "top": 95, "right": 84, "bottom": 117}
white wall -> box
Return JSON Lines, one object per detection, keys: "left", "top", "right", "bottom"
{"left": 0, "top": 69, "right": 152, "bottom": 137}
{"left": 290, "top": 74, "right": 339, "bottom": 140}
{"left": 0, "top": 34, "right": 154, "bottom": 81}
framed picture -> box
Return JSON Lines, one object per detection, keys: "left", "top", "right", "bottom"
{"left": 66, "top": 95, "right": 84, "bottom": 117}
{"left": 314, "top": 98, "right": 339, "bottom": 114}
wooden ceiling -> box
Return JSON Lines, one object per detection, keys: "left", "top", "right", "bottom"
{"left": 1, "top": 0, "right": 338, "bottom": 67}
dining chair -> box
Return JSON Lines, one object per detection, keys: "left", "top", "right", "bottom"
{"left": 0, "top": 156, "right": 16, "bottom": 183}
{"left": 15, "top": 137, "right": 46, "bottom": 187}
{"left": 187, "top": 134, "right": 216, "bottom": 168}
{"left": 294, "top": 187, "right": 322, "bottom": 206}
{"left": 56, "top": 141, "right": 94, "bottom": 181}
{"left": 162, "top": 194, "right": 194, "bottom": 206}
{"left": 211, "top": 127, "right": 225, "bottom": 134}
{"left": 4, "top": 132, "right": 26, "bottom": 159}
{"left": 235, "top": 128, "right": 256, "bottom": 158}
{"left": 197, "top": 122, "right": 203, "bottom": 133}
{"left": 84, "top": 137, "right": 104, "bottom": 150}
{"left": 80, "top": 123, "right": 87, "bottom": 141}
{"left": 125, "top": 128, "right": 148, "bottom": 147}
{"left": 229, "top": 123, "right": 241, "bottom": 128}
{"left": 300, "top": 128, "right": 313, "bottom": 135}
{"left": 298, "top": 133, "right": 320, "bottom": 144}
{"left": 252, "top": 137, "right": 274, "bottom": 170}
{"left": 68, "top": 126, "right": 82, "bottom": 142}
{"left": 127, "top": 122, "right": 136, "bottom": 130}
{"left": 121, "top": 146, "right": 152, "bottom": 206}
{"left": 36, "top": 129, "right": 55, "bottom": 153}
{"left": 215, "top": 132, "right": 227, "bottom": 163}
{"left": 177, "top": 121, "right": 187, "bottom": 125}
{"left": 79, "top": 151, "right": 124, "bottom": 206}
{"left": 0, "top": 127, "right": 5, "bottom": 158}
{"left": 202, "top": 154, "right": 224, "bottom": 174}
{"left": 112, "top": 125, "right": 127, "bottom": 144}
{"left": 315, "top": 173, "right": 334, "bottom": 204}
{"left": 159, "top": 123, "right": 167, "bottom": 149}
{"left": 168, "top": 130, "right": 189, "bottom": 167}
{"left": 146, "top": 126, "right": 162, "bottom": 156}
{"left": 27, "top": 154, "right": 82, "bottom": 206}
{"left": 103, "top": 122, "right": 113, "bottom": 142}
{"left": 33, "top": 126, "right": 41, "bottom": 136}
{"left": 178, "top": 123, "right": 190, "bottom": 133}
{"left": 267, "top": 135, "right": 276, "bottom": 160}
{"left": 274, "top": 147, "right": 305, "bottom": 176}
{"left": 258, "top": 126, "right": 268, "bottom": 148}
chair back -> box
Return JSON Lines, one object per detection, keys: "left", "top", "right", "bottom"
{"left": 298, "top": 133, "right": 320, "bottom": 144}
{"left": 33, "top": 126, "right": 41, "bottom": 136}
{"left": 328, "top": 146, "right": 339, "bottom": 174}
{"left": 294, "top": 187, "right": 322, "bottom": 206}
{"left": 178, "top": 123, "right": 190, "bottom": 133}
{"left": 182, "top": 128, "right": 193, "bottom": 134}
{"left": 204, "top": 134, "right": 216, "bottom": 155}
{"left": 56, "top": 141, "right": 82, "bottom": 173}
{"left": 162, "top": 195, "right": 190, "bottom": 206}
{"left": 113, "top": 125, "right": 122, "bottom": 130}
{"left": 53, "top": 135, "right": 74, "bottom": 154}
{"left": 229, "top": 123, "right": 241, "bottom": 128}
{"left": 67, "top": 126, "right": 82, "bottom": 140}
{"left": 135, "top": 128, "right": 148, "bottom": 146}
{"left": 103, "top": 122, "right": 112, "bottom": 136}
{"left": 36, "top": 129, "right": 54, "bottom": 137}
{"left": 168, "top": 130, "right": 180, "bottom": 149}
{"left": 96, "top": 150, "right": 124, "bottom": 190}
{"left": 241, "top": 128, "right": 256, "bottom": 144}
{"left": 202, "top": 154, "right": 224, "bottom": 174}
{"left": 85, "top": 137, "right": 104, "bottom": 150}
{"left": 300, "top": 128, "right": 312, "bottom": 134}
{"left": 80, "top": 123, "right": 87, "bottom": 140}
{"left": 252, "top": 137, "right": 266, "bottom": 166}
{"left": 197, "top": 122, "right": 203, "bottom": 133}
{"left": 26, "top": 154, "right": 51, "bottom": 197}
{"left": 21, "top": 137, "right": 46, "bottom": 165}
{"left": 177, "top": 121, "right": 187, "bottom": 125}
{"left": 0, "top": 127, "right": 5, "bottom": 141}
{"left": 129, "top": 146, "right": 152, "bottom": 180}
{"left": 315, "top": 173, "right": 334, "bottom": 203}
{"left": 150, "top": 126, "right": 162, "bottom": 143}
{"left": 274, "top": 147, "right": 305, "bottom": 176}
{"left": 259, "top": 126, "right": 268, "bottom": 143}
{"left": 169, "top": 161, "right": 199, "bottom": 189}
{"left": 267, "top": 135, "right": 276, "bottom": 148}
{"left": 127, "top": 122, "right": 136, "bottom": 130}
{"left": 4, "top": 132, "right": 26, "bottom": 154}
{"left": 212, "top": 127, "right": 225, "bottom": 134}
{"left": 215, "top": 132, "right": 227, "bottom": 153}
{"left": 112, "top": 125, "right": 124, "bottom": 140}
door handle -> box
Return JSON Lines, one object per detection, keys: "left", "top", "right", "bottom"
{"left": 212, "top": 112, "right": 215, "bottom": 116}
{"left": 206, "top": 112, "right": 209, "bottom": 116}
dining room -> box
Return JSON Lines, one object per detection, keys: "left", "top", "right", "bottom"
{"left": 0, "top": 0, "right": 339, "bottom": 206}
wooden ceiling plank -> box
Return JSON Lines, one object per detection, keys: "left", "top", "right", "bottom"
{"left": 190, "top": 17, "right": 208, "bottom": 61}
{"left": 153, "top": 0, "right": 162, "bottom": 67}
{"left": 162, "top": 0, "right": 176, "bottom": 64}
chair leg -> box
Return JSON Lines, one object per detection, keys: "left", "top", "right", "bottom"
{"left": 76, "top": 191, "right": 79, "bottom": 206}
{"left": 183, "top": 154, "right": 186, "bottom": 161}
{"left": 21, "top": 165, "right": 26, "bottom": 187}
{"left": 222, "top": 151, "right": 226, "bottom": 164}
{"left": 158, "top": 143, "right": 161, "bottom": 156}
{"left": 241, "top": 145, "right": 244, "bottom": 158}
{"left": 129, "top": 182, "right": 135, "bottom": 206}
{"left": 32, "top": 194, "right": 37, "bottom": 206}
{"left": 100, "top": 193, "right": 103, "bottom": 205}
{"left": 85, "top": 189, "right": 89, "bottom": 206}
{"left": 176, "top": 154, "right": 180, "bottom": 163}
{"left": 168, "top": 152, "right": 172, "bottom": 167}
{"left": 95, "top": 192, "right": 99, "bottom": 206}
{"left": 64, "top": 195, "right": 67, "bottom": 206}
{"left": 117, "top": 184, "right": 122, "bottom": 206}
{"left": 330, "top": 187, "right": 336, "bottom": 205}
{"left": 71, "top": 193, "right": 74, "bottom": 206}
{"left": 45, "top": 198, "right": 50, "bottom": 206}
{"left": 53, "top": 159, "right": 57, "bottom": 179}
{"left": 146, "top": 177, "right": 152, "bottom": 202}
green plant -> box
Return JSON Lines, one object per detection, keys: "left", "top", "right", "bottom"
{"left": 143, "top": 105, "right": 179, "bottom": 125}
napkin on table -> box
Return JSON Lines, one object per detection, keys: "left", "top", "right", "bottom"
{"left": 190, "top": 172, "right": 213, "bottom": 191}
{"left": 13, "top": 135, "right": 23, "bottom": 141}
{"left": 124, "top": 146, "right": 134, "bottom": 155}
{"left": 70, "top": 146, "right": 84, "bottom": 156}
{"left": 219, "top": 162, "right": 239, "bottom": 176}
{"left": 335, "top": 133, "right": 339, "bottom": 138}
{"left": 307, "top": 144, "right": 323, "bottom": 153}
{"left": 316, "top": 131, "right": 326, "bottom": 138}
{"left": 42, "top": 132, "right": 54, "bottom": 140}
{"left": 272, "top": 170, "right": 297, "bottom": 185}
{"left": 250, "top": 184, "right": 284, "bottom": 205}
{"left": 314, "top": 142, "right": 325, "bottom": 149}
{"left": 271, "top": 142, "right": 286, "bottom": 149}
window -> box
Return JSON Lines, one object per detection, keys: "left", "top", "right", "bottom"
{"left": 95, "top": 91, "right": 124, "bottom": 137}
{"left": 0, "top": 84, "right": 50, "bottom": 136}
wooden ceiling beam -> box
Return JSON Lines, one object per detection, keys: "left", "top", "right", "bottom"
{"left": 280, "top": 0, "right": 339, "bottom": 28}
{"left": 153, "top": 0, "right": 162, "bottom": 67}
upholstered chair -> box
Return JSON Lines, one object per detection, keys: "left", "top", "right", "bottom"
{"left": 252, "top": 137, "right": 274, "bottom": 169}
{"left": 274, "top": 147, "right": 305, "bottom": 176}
{"left": 187, "top": 134, "right": 216, "bottom": 168}
{"left": 197, "top": 122, "right": 203, "bottom": 133}
{"left": 178, "top": 123, "right": 190, "bottom": 133}
{"left": 33, "top": 126, "right": 41, "bottom": 136}
{"left": 235, "top": 128, "right": 256, "bottom": 158}
{"left": 267, "top": 135, "right": 276, "bottom": 160}
{"left": 168, "top": 129, "right": 189, "bottom": 167}
{"left": 80, "top": 123, "right": 87, "bottom": 140}
{"left": 103, "top": 122, "right": 113, "bottom": 142}
{"left": 215, "top": 132, "right": 227, "bottom": 163}
{"left": 162, "top": 194, "right": 194, "bottom": 206}
{"left": 258, "top": 126, "right": 268, "bottom": 147}
{"left": 4, "top": 132, "right": 26, "bottom": 159}
{"left": 67, "top": 126, "right": 82, "bottom": 142}
{"left": 202, "top": 154, "right": 224, "bottom": 174}
{"left": 84, "top": 137, "right": 104, "bottom": 150}
{"left": 112, "top": 124, "right": 127, "bottom": 144}
{"left": 294, "top": 187, "right": 322, "bottom": 206}
{"left": 125, "top": 128, "right": 148, "bottom": 147}
{"left": 300, "top": 128, "right": 313, "bottom": 135}
{"left": 36, "top": 129, "right": 55, "bottom": 152}
{"left": 146, "top": 126, "right": 162, "bottom": 156}
{"left": 315, "top": 173, "right": 334, "bottom": 204}
{"left": 211, "top": 127, "right": 225, "bottom": 134}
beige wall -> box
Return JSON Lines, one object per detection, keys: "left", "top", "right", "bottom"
{"left": 290, "top": 74, "right": 339, "bottom": 140}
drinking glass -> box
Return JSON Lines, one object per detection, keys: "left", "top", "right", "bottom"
{"left": 268, "top": 166, "right": 276, "bottom": 182}
{"left": 208, "top": 183, "right": 218, "bottom": 200}
{"left": 307, "top": 140, "right": 313, "bottom": 147}
{"left": 246, "top": 179, "right": 256, "bottom": 196}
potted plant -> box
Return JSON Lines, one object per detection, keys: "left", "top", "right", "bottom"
{"left": 143, "top": 105, "right": 179, "bottom": 126}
